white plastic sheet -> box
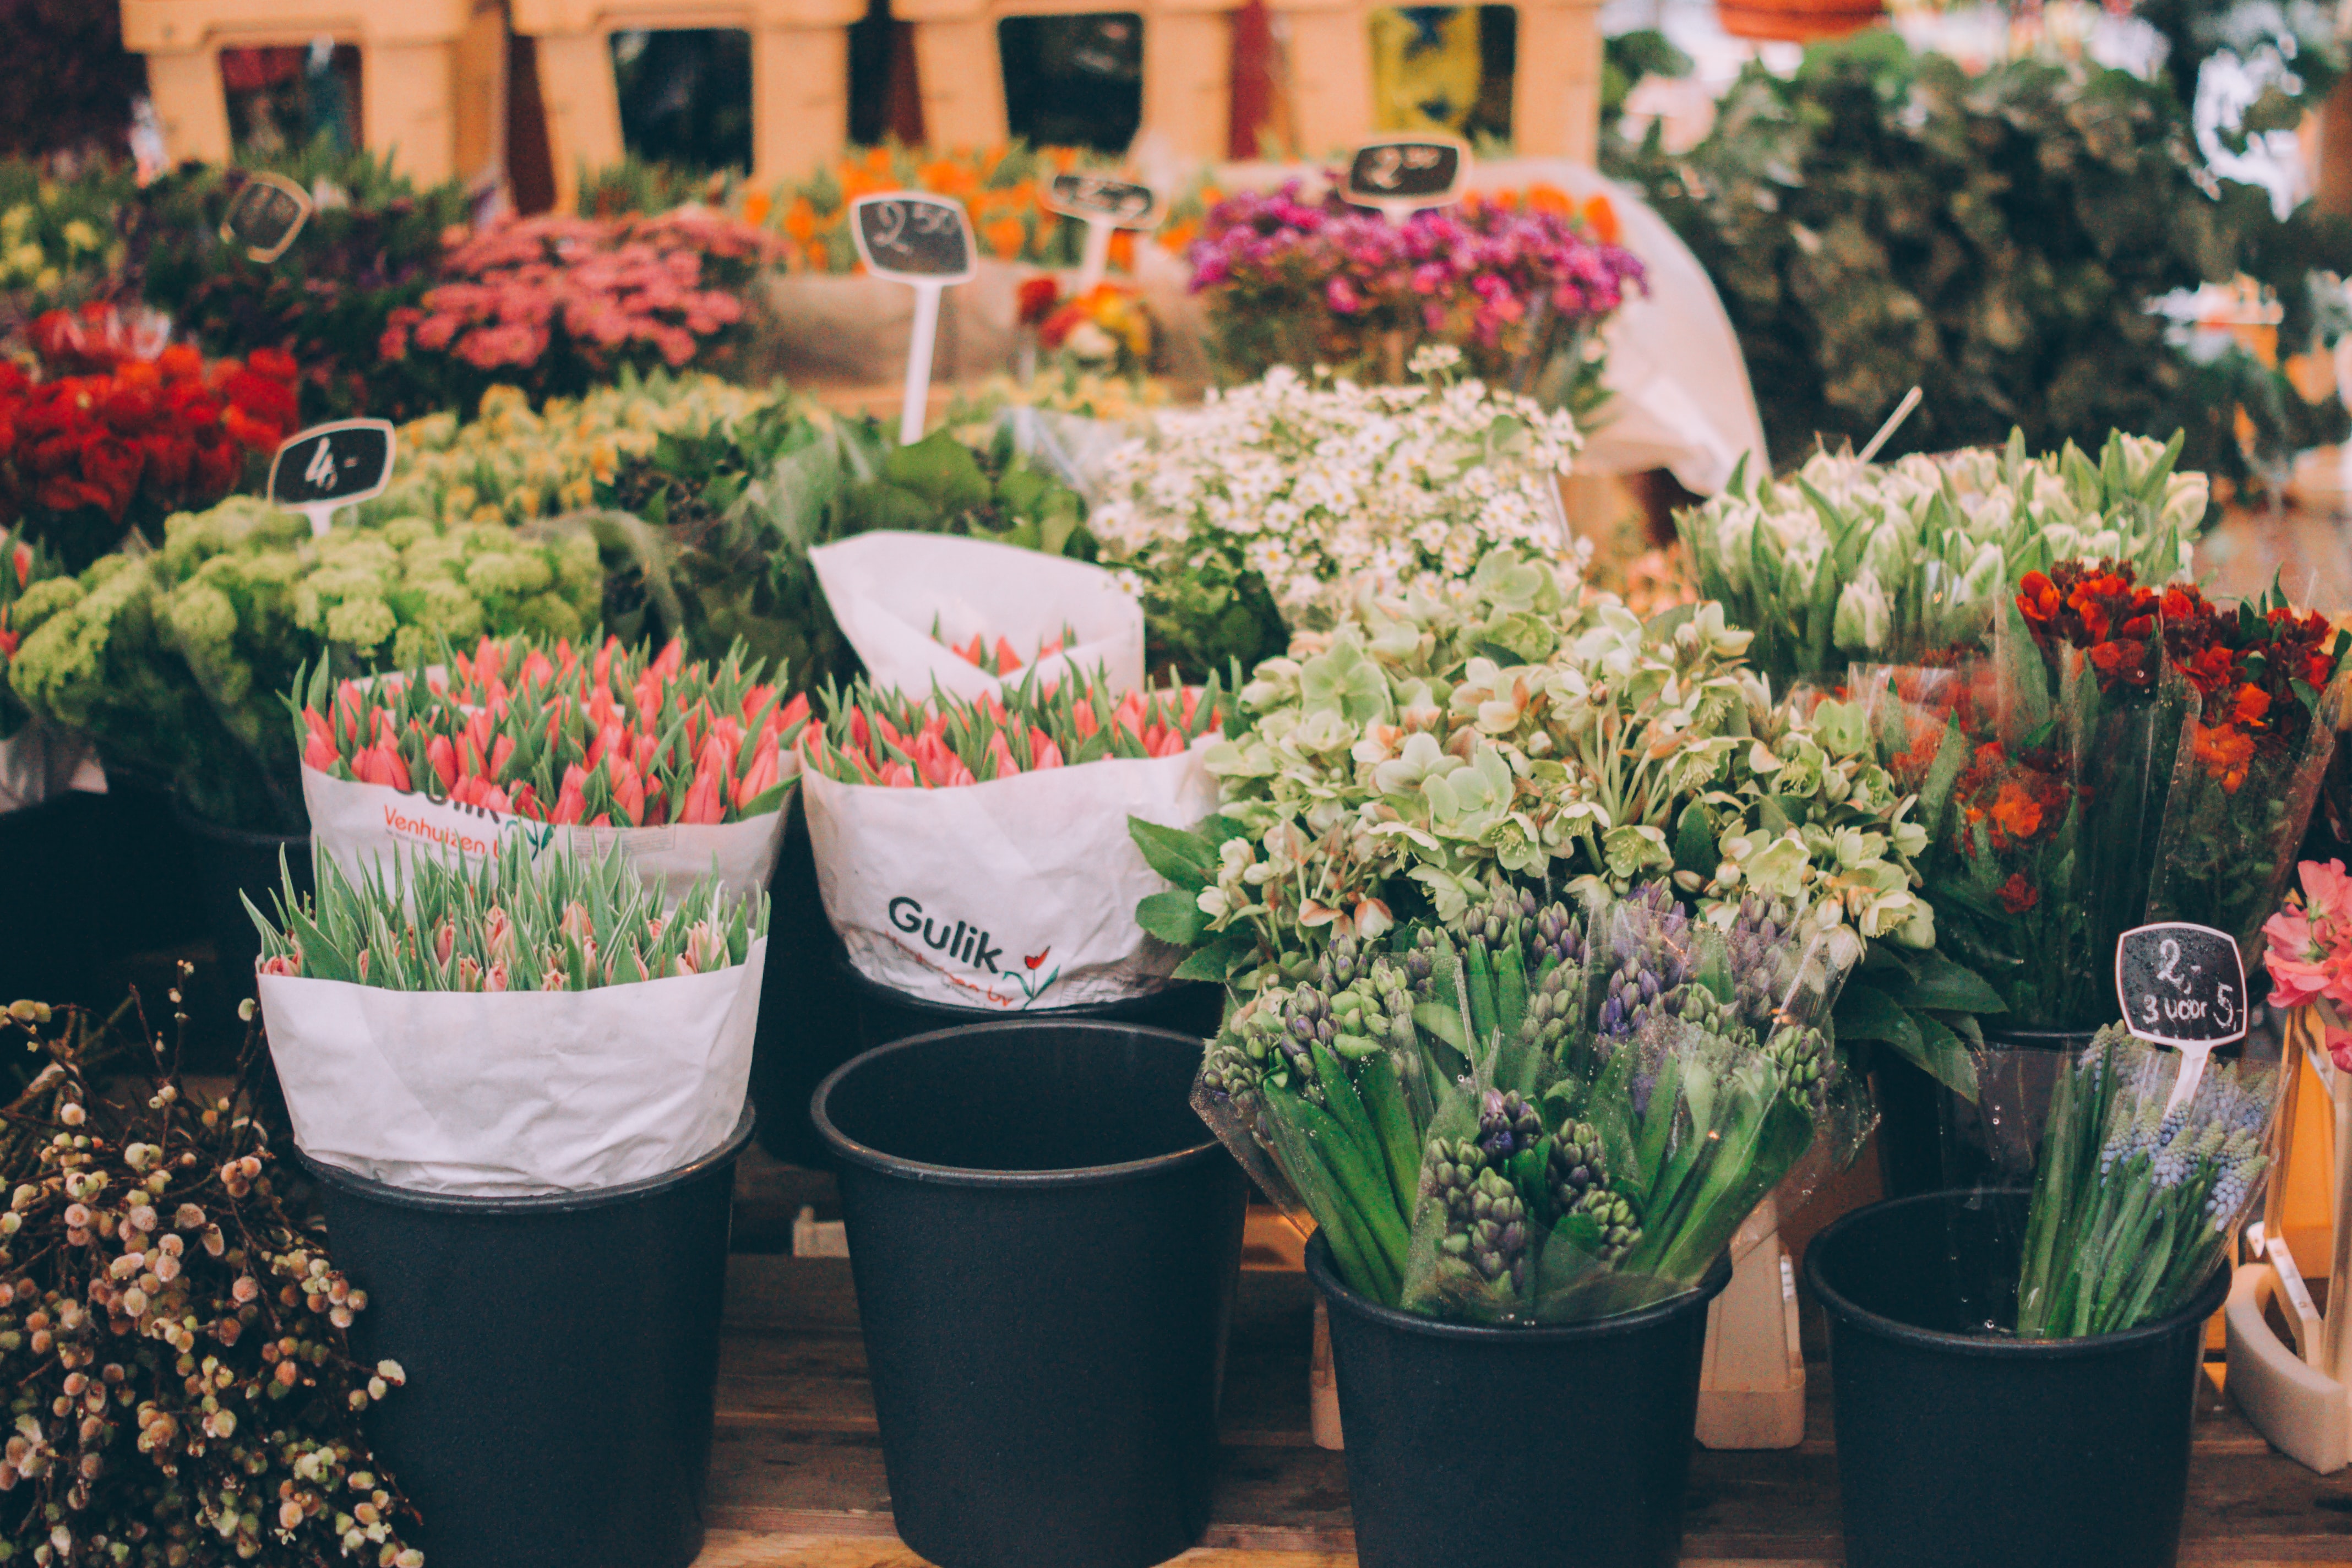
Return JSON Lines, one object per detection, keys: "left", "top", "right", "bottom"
{"left": 810, "top": 530, "right": 1146, "bottom": 701}
{"left": 259, "top": 940, "right": 765, "bottom": 1195}
{"left": 803, "top": 743, "right": 1216, "bottom": 1010}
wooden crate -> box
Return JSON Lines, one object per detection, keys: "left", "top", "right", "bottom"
{"left": 509, "top": 0, "right": 865, "bottom": 211}
{"left": 119, "top": 0, "right": 507, "bottom": 185}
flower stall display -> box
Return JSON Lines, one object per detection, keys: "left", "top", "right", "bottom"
{"left": 1865, "top": 565, "right": 2349, "bottom": 1031}
{"left": 1016, "top": 276, "right": 1156, "bottom": 380}
{"left": 6, "top": 497, "right": 603, "bottom": 831}
{"left": 297, "top": 633, "right": 807, "bottom": 902}
{"left": 799, "top": 668, "right": 1226, "bottom": 1010}
{"left": 356, "top": 372, "right": 783, "bottom": 529}
{"left": 2013, "top": 1023, "right": 2272, "bottom": 1337}
{"left": 810, "top": 530, "right": 1143, "bottom": 702}
{"left": 126, "top": 149, "right": 473, "bottom": 423}
{"left": 0, "top": 157, "right": 132, "bottom": 319}
{"left": 378, "top": 209, "right": 781, "bottom": 414}
{"left": 1187, "top": 182, "right": 1644, "bottom": 402}
{"left": 1090, "top": 353, "right": 1582, "bottom": 680}
{"left": 0, "top": 336, "right": 299, "bottom": 571}
{"left": 252, "top": 837, "right": 769, "bottom": 1193}
{"left": 1131, "top": 544, "right": 1992, "bottom": 1091}
{"left": 1679, "top": 431, "right": 2207, "bottom": 689}
{"left": 0, "top": 997, "right": 422, "bottom": 1563}
{"left": 1196, "top": 880, "right": 1856, "bottom": 1320}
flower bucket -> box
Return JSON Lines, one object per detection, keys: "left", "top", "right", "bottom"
{"left": 1806, "top": 1189, "right": 2230, "bottom": 1568}
{"left": 171, "top": 789, "right": 311, "bottom": 1035}
{"left": 813, "top": 1021, "right": 1246, "bottom": 1568}
{"left": 832, "top": 946, "right": 1224, "bottom": 1052}
{"left": 304, "top": 1110, "right": 754, "bottom": 1568}
{"left": 1308, "top": 1235, "right": 1730, "bottom": 1568}
{"left": 1875, "top": 1025, "right": 2099, "bottom": 1198}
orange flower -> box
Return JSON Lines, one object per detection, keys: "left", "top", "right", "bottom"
{"left": 2017, "top": 570, "right": 2062, "bottom": 628}
{"left": 741, "top": 189, "right": 772, "bottom": 227}
{"left": 921, "top": 159, "right": 979, "bottom": 198}
{"left": 1049, "top": 146, "right": 1079, "bottom": 172}
{"left": 1527, "top": 183, "right": 1574, "bottom": 215}
{"left": 1989, "top": 781, "right": 2044, "bottom": 842}
{"left": 863, "top": 146, "right": 894, "bottom": 177}
{"left": 984, "top": 216, "right": 1026, "bottom": 260}
{"left": 1581, "top": 194, "right": 1620, "bottom": 244}
{"left": 782, "top": 195, "right": 818, "bottom": 243}
{"left": 1108, "top": 231, "right": 1135, "bottom": 271}
{"left": 2190, "top": 720, "right": 2257, "bottom": 793}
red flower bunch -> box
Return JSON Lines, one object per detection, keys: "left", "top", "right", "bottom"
{"left": 2155, "top": 581, "right": 2344, "bottom": 794}
{"left": 804, "top": 670, "right": 1223, "bottom": 789}
{"left": 2016, "top": 560, "right": 2160, "bottom": 692}
{"left": 297, "top": 634, "right": 808, "bottom": 827}
{"left": 0, "top": 328, "right": 298, "bottom": 570}
{"left": 379, "top": 211, "right": 781, "bottom": 405}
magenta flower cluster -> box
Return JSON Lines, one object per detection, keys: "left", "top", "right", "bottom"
{"left": 1188, "top": 181, "right": 1646, "bottom": 385}
{"left": 379, "top": 211, "right": 779, "bottom": 401}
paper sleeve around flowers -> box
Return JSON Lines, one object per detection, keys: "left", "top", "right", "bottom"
{"left": 258, "top": 938, "right": 764, "bottom": 1195}
{"left": 802, "top": 737, "right": 1218, "bottom": 1010}
{"left": 810, "top": 530, "right": 1145, "bottom": 702}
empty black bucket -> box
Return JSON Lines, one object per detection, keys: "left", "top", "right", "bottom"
{"left": 1806, "top": 1189, "right": 2230, "bottom": 1568}
{"left": 833, "top": 949, "right": 1224, "bottom": 1053}
{"left": 304, "top": 1110, "right": 754, "bottom": 1568}
{"left": 1308, "top": 1235, "right": 1729, "bottom": 1568}
{"left": 813, "top": 1021, "right": 1246, "bottom": 1568}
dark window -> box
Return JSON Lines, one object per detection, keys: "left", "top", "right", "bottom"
{"left": 221, "top": 42, "right": 363, "bottom": 159}
{"left": 998, "top": 14, "right": 1143, "bottom": 154}
{"left": 610, "top": 28, "right": 754, "bottom": 175}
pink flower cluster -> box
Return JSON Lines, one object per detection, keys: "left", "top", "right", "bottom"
{"left": 1189, "top": 181, "right": 1645, "bottom": 357}
{"left": 2264, "top": 859, "right": 2352, "bottom": 1066}
{"left": 380, "top": 211, "right": 779, "bottom": 377}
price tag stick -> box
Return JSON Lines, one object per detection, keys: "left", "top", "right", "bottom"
{"left": 1076, "top": 219, "right": 1117, "bottom": 296}
{"left": 1041, "top": 174, "right": 1163, "bottom": 298}
{"left": 900, "top": 280, "right": 945, "bottom": 447}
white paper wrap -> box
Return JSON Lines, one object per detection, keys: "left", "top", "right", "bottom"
{"left": 259, "top": 939, "right": 765, "bottom": 1195}
{"left": 301, "top": 765, "right": 792, "bottom": 905}
{"left": 810, "top": 531, "right": 1146, "bottom": 701}
{"left": 804, "top": 743, "right": 1216, "bottom": 1009}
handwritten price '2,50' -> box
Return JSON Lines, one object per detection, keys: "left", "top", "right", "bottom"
{"left": 867, "top": 200, "right": 958, "bottom": 255}
{"left": 1363, "top": 145, "right": 1446, "bottom": 190}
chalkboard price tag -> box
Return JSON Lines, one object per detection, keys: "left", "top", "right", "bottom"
{"left": 1342, "top": 136, "right": 1470, "bottom": 217}
{"left": 1042, "top": 172, "right": 1162, "bottom": 231}
{"left": 2115, "top": 922, "right": 2250, "bottom": 1048}
{"left": 850, "top": 193, "right": 976, "bottom": 285}
{"left": 220, "top": 173, "right": 313, "bottom": 263}
{"left": 269, "top": 420, "right": 396, "bottom": 536}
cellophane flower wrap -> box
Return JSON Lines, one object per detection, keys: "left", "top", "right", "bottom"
{"left": 1195, "top": 880, "right": 1858, "bottom": 1323}
{"left": 2012, "top": 1022, "right": 2274, "bottom": 1338}
{"left": 1090, "top": 352, "right": 1585, "bottom": 640}
{"left": 1679, "top": 430, "right": 2207, "bottom": 690}
{"left": 378, "top": 210, "right": 781, "bottom": 411}
{"left": 800, "top": 667, "right": 1228, "bottom": 1009}
{"left": 251, "top": 837, "right": 769, "bottom": 1194}
{"left": 0, "top": 329, "right": 298, "bottom": 571}
{"left": 1188, "top": 181, "right": 1644, "bottom": 405}
{"left": 5, "top": 497, "right": 603, "bottom": 831}
{"left": 296, "top": 631, "right": 807, "bottom": 903}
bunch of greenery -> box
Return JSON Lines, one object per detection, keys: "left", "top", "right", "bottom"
{"left": 1610, "top": 32, "right": 2352, "bottom": 482}
{"left": 0, "top": 159, "right": 131, "bottom": 325}
{"left": 1131, "top": 546, "right": 2001, "bottom": 1095}
{"left": 6, "top": 497, "right": 602, "bottom": 831}
{"left": 0, "top": 992, "right": 420, "bottom": 1564}
{"left": 125, "top": 144, "right": 472, "bottom": 423}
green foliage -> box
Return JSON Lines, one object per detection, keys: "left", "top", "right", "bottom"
{"left": 1610, "top": 33, "right": 2352, "bottom": 480}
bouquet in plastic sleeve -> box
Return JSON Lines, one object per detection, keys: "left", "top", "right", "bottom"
{"left": 1195, "top": 879, "right": 1860, "bottom": 1324}
{"left": 2013, "top": 1023, "right": 2273, "bottom": 1337}
{"left": 250, "top": 837, "right": 767, "bottom": 1194}
{"left": 801, "top": 666, "right": 1226, "bottom": 1009}
{"left": 810, "top": 529, "right": 1144, "bottom": 702}
{"left": 296, "top": 631, "right": 807, "bottom": 902}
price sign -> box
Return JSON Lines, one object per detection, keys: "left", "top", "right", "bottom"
{"left": 849, "top": 194, "right": 977, "bottom": 444}
{"left": 1041, "top": 172, "right": 1162, "bottom": 295}
{"left": 269, "top": 420, "right": 396, "bottom": 536}
{"left": 850, "top": 193, "right": 976, "bottom": 285}
{"left": 220, "top": 173, "right": 312, "bottom": 263}
{"left": 1342, "top": 135, "right": 1469, "bottom": 219}
{"left": 2116, "top": 921, "right": 2249, "bottom": 1115}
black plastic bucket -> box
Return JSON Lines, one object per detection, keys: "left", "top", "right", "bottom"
{"left": 1308, "top": 1235, "right": 1730, "bottom": 1568}
{"left": 834, "top": 948, "right": 1225, "bottom": 1053}
{"left": 1874, "top": 1026, "right": 2097, "bottom": 1197}
{"left": 1806, "top": 1189, "right": 2230, "bottom": 1568}
{"left": 304, "top": 1110, "right": 755, "bottom": 1568}
{"left": 744, "top": 798, "right": 858, "bottom": 1165}
{"left": 813, "top": 1021, "right": 1246, "bottom": 1568}
{"left": 172, "top": 790, "right": 311, "bottom": 981}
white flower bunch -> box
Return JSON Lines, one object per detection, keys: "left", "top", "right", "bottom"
{"left": 1680, "top": 429, "right": 2207, "bottom": 687}
{"left": 1090, "top": 354, "right": 1587, "bottom": 624}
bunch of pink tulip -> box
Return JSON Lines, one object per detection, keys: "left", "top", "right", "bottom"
{"left": 802, "top": 668, "right": 1224, "bottom": 789}
{"left": 296, "top": 633, "right": 808, "bottom": 827}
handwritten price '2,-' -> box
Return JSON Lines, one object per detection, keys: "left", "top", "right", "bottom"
{"left": 1362, "top": 145, "right": 1445, "bottom": 190}
{"left": 2139, "top": 937, "right": 2239, "bottom": 1034}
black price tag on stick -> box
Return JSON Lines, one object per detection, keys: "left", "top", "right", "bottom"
{"left": 1343, "top": 136, "right": 1469, "bottom": 218}
{"left": 2116, "top": 921, "right": 2249, "bottom": 1117}
{"left": 269, "top": 420, "right": 395, "bottom": 536}
{"left": 1042, "top": 172, "right": 1162, "bottom": 230}
{"left": 221, "top": 173, "right": 312, "bottom": 263}
{"left": 850, "top": 193, "right": 976, "bottom": 284}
